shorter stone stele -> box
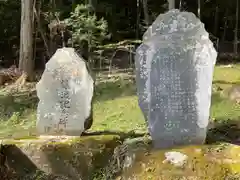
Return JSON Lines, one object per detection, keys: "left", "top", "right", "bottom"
{"left": 36, "top": 47, "right": 94, "bottom": 136}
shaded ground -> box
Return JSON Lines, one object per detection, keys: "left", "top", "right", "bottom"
{"left": 207, "top": 120, "right": 240, "bottom": 145}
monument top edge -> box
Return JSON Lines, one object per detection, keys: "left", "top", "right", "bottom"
{"left": 143, "top": 9, "right": 205, "bottom": 41}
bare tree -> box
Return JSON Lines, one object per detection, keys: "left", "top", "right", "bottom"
{"left": 19, "top": 0, "right": 34, "bottom": 80}
{"left": 234, "top": 0, "right": 239, "bottom": 55}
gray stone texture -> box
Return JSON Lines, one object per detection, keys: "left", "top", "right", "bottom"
{"left": 36, "top": 48, "right": 94, "bottom": 136}
{"left": 135, "top": 9, "right": 217, "bottom": 148}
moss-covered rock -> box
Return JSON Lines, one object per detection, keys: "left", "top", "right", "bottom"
{"left": 114, "top": 141, "right": 240, "bottom": 180}
{"left": 1, "top": 135, "right": 122, "bottom": 180}
{"left": 1, "top": 135, "right": 240, "bottom": 180}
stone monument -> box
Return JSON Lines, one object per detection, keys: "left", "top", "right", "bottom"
{"left": 135, "top": 9, "right": 217, "bottom": 148}
{"left": 36, "top": 47, "right": 94, "bottom": 136}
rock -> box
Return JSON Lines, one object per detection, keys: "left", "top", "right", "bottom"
{"left": 36, "top": 48, "right": 94, "bottom": 136}
{"left": 163, "top": 151, "right": 188, "bottom": 167}
{"left": 1, "top": 137, "right": 240, "bottom": 179}
{"left": 1, "top": 135, "right": 121, "bottom": 180}
{"left": 110, "top": 141, "right": 240, "bottom": 180}
{"left": 135, "top": 9, "right": 217, "bottom": 148}
{"left": 227, "top": 85, "right": 240, "bottom": 104}
{"left": 0, "top": 65, "right": 22, "bottom": 86}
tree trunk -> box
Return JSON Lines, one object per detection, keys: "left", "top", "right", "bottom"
{"left": 136, "top": 0, "right": 140, "bottom": 39}
{"left": 87, "top": 0, "right": 93, "bottom": 67}
{"left": 221, "top": 9, "right": 229, "bottom": 42}
{"left": 19, "top": 0, "right": 34, "bottom": 80}
{"left": 197, "top": 0, "right": 201, "bottom": 19}
{"left": 88, "top": 0, "right": 94, "bottom": 11}
{"left": 34, "top": 5, "right": 50, "bottom": 58}
{"left": 168, "top": 0, "right": 175, "bottom": 10}
{"left": 142, "top": 0, "right": 150, "bottom": 26}
{"left": 179, "top": 0, "right": 182, "bottom": 10}
{"left": 234, "top": 0, "right": 239, "bottom": 55}
{"left": 214, "top": 6, "right": 219, "bottom": 36}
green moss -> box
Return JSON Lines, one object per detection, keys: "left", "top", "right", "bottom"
{"left": 2, "top": 136, "right": 240, "bottom": 179}
{"left": 119, "top": 143, "right": 240, "bottom": 180}
{"left": 2, "top": 135, "right": 122, "bottom": 180}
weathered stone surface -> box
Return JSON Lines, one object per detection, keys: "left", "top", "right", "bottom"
{"left": 135, "top": 9, "right": 217, "bottom": 148}
{"left": 1, "top": 136, "right": 240, "bottom": 179}
{"left": 36, "top": 48, "right": 94, "bottom": 136}
{"left": 1, "top": 135, "right": 121, "bottom": 180}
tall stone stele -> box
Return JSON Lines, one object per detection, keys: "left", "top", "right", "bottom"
{"left": 36, "top": 47, "right": 94, "bottom": 136}
{"left": 135, "top": 9, "right": 217, "bottom": 148}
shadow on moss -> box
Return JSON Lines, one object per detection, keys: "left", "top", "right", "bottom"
{"left": 213, "top": 80, "right": 240, "bottom": 85}
{"left": 0, "top": 132, "right": 146, "bottom": 180}
{"left": 206, "top": 120, "right": 240, "bottom": 145}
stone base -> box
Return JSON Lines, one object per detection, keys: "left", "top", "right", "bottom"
{"left": 152, "top": 138, "right": 206, "bottom": 149}
{"left": 0, "top": 135, "right": 239, "bottom": 180}
{"left": 117, "top": 142, "right": 240, "bottom": 180}
{"left": 0, "top": 135, "right": 121, "bottom": 180}
{"left": 151, "top": 128, "right": 207, "bottom": 149}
